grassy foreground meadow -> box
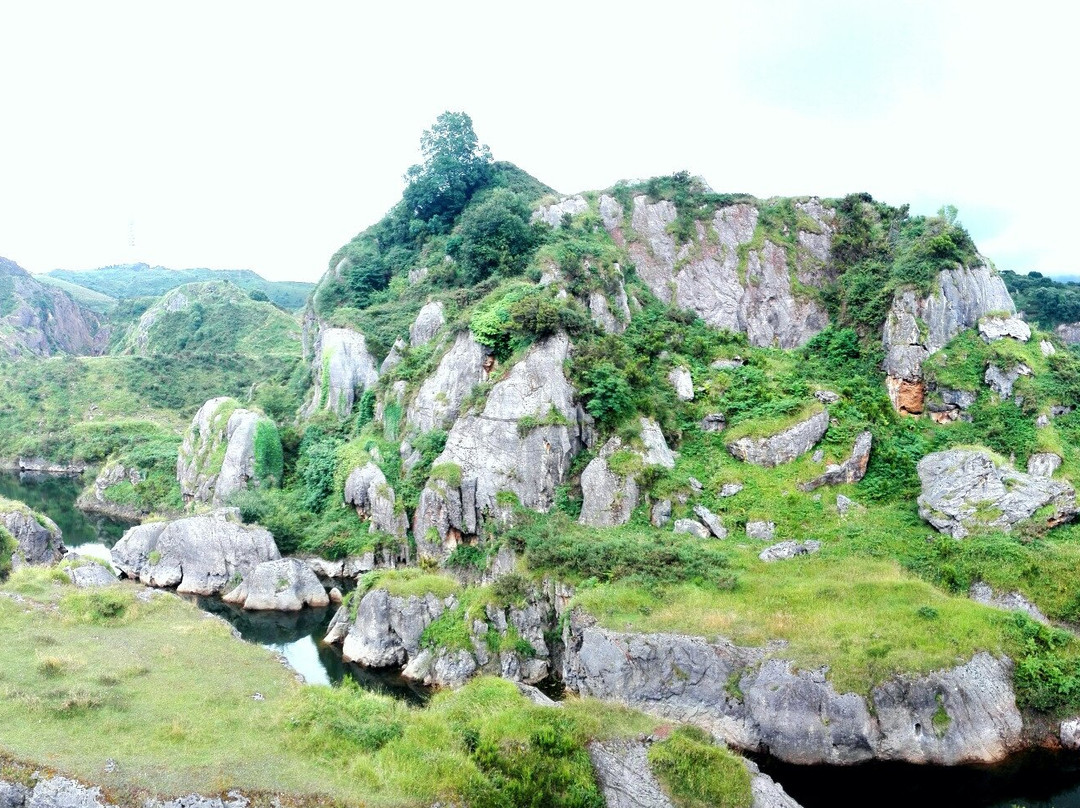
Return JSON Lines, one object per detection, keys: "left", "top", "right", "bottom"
{"left": 0, "top": 569, "right": 752, "bottom": 808}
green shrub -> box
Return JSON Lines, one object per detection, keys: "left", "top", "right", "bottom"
{"left": 648, "top": 726, "right": 752, "bottom": 808}
{"left": 59, "top": 589, "right": 136, "bottom": 625}
{"left": 281, "top": 679, "right": 407, "bottom": 757}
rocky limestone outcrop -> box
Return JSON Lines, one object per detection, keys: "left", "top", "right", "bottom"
{"left": 728, "top": 409, "right": 829, "bottom": 467}
{"left": 759, "top": 540, "right": 821, "bottom": 562}
{"left": 917, "top": 449, "right": 1077, "bottom": 538}
{"left": 223, "top": 557, "right": 329, "bottom": 611}
{"left": 0, "top": 257, "right": 109, "bottom": 358}
{"left": 532, "top": 195, "right": 588, "bottom": 228}
{"left": 76, "top": 461, "right": 146, "bottom": 519}
{"left": 343, "top": 461, "right": 409, "bottom": 539}
{"left": 563, "top": 611, "right": 1023, "bottom": 766}
{"left": 63, "top": 557, "right": 118, "bottom": 588}
{"left": 579, "top": 418, "right": 675, "bottom": 528}
{"left": 1, "top": 497, "right": 64, "bottom": 565}
{"left": 112, "top": 509, "right": 280, "bottom": 595}
{"left": 588, "top": 278, "right": 632, "bottom": 335}
{"left": 926, "top": 386, "right": 977, "bottom": 424}
{"left": 413, "top": 333, "right": 592, "bottom": 557}
{"left": 0, "top": 774, "right": 252, "bottom": 808}
{"left": 303, "top": 326, "right": 379, "bottom": 417}
{"left": 405, "top": 330, "right": 489, "bottom": 434}
{"left": 979, "top": 314, "right": 1031, "bottom": 343}
{"left": 599, "top": 196, "right": 829, "bottom": 349}
{"left": 1027, "top": 452, "right": 1062, "bottom": 478}
{"left": 410, "top": 300, "right": 445, "bottom": 347}
{"left": 326, "top": 584, "right": 555, "bottom": 686}
{"left": 176, "top": 397, "right": 279, "bottom": 506}
{"left": 882, "top": 264, "right": 1015, "bottom": 412}
{"left": 969, "top": 582, "right": 1049, "bottom": 625}
{"left": 984, "top": 362, "right": 1032, "bottom": 399}
{"left": 745, "top": 759, "right": 804, "bottom": 808}
{"left": 667, "top": 367, "right": 694, "bottom": 401}
{"left": 1056, "top": 323, "right": 1080, "bottom": 345}
{"left": 587, "top": 739, "right": 674, "bottom": 808}
{"left": 798, "top": 431, "right": 872, "bottom": 491}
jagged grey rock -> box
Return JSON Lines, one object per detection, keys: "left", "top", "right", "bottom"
{"left": 720, "top": 483, "right": 744, "bottom": 498}
{"left": 578, "top": 418, "right": 675, "bottom": 528}
{"left": 340, "top": 588, "right": 446, "bottom": 667}
{"left": 64, "top": 558, "right": 118, "bottom": 588}
{"left": 406, "top": 330, "right": 488, "bottom": 434}
{"left": 176, "top": 397, "right": 279, "bottom": 506}
{"left": 380, "top": 338, "right": 407, "bottom": 375}
{"left": 667, "top": 366, "right": 694, "bottom": 401}
{"left": 759, "top": 540, "right": 821, "bottom": 562}
{"left": 728, "top": 409, "right": 829, "bottom": 467}
{"left": 1, "top": 499, "right": 64, "bottom": 565}
{"left": 746, "top": 759, "right": 804, "bottom": 808}
{"left": 814, "top": 390, "right": 840, "bottom": 404}
{"left": 77, "top": 461, "right": 145, "bottom": 518}
{"left": 1061, "top": 718, "right": 1080, "bottom": 749}
{"left": 563, "top": 612, "right": 1023, "bottom": 765}
{"left": 1056, "top": 323, "right": 1080, "bottom": 345}
{"left": 746, "top": 521, "right": 776, "bottom": 541}
{"left": 344, "top": 462, "right": 408, "bottom": 538}
{"left": 651, "top": 499, "right": 672, "bottom": 527}
{"left": 532, "top": 195, "right": 588, "bottom": 228}
{"left": 112, "top": 510, "right": 280, "bottom": 595}
{"left": 410, "top": 301, "right": 445, "bottom": 347}
{"left": 836, "top": 494, "right": 855, "bottom": 516}
{"left": 969, "top": 582, "right": 1049, "bottom": 624}
{"left": 1027, "top": 452, "right": 1063, "bottom": 478}
{"left": 402, "top": 648, "right": 478, "bottom": 688}
{"left": 223, "top": 558, "right": 329, "bottom": 611}
{"left": 673, "top": 519, "right": 710, "bottom": 539}
{"left": 25, "top": 776, "right": 108, "bottom": 808}
{"left": 304, "top": 327, "right": 379, "bottom": 417}
{"left": 588, "top": 283, "right": 631, "bottom": 335}
{"left": 0, "top": 781, "right": 26, "bottom": 808}
{"left": 692, "top": 505, "right": 727, "bottom": 539}
{"left": 701, "top": 413, "right": 726, "bottom": 432}
{"left": 1040, "top": 340, "right": 1056, "bottom": 357}
{"left": 587, "top": 739, "right": 674, "bottom": 808}
{"left": 799, "top": 431, "right": 872, "bottom": 492}
{"left": 984, "top": 363, "right": 1032, "bottom": 399}
{"left": 978, "top": 314, "right": 1031, "bottom": 343}
{"left": 917, "top": 449, "right": 1077, "bottom": 538}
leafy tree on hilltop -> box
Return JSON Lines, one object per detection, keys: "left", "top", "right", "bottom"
{"left": 403, "top": 111, "right": 493, "bottom": 231}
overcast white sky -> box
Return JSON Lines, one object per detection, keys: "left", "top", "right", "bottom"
{"left": 0, "top": 1, "right": 1076, "bottom": 283}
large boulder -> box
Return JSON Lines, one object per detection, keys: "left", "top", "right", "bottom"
{"left": 917, "top": 449, "right": 1077, "bottom": 538}
{"left": 223, "top": 558, "right": 329, "bottom": 611}
{"left": 601, "top": 196, "right": 830, "bottom": 348}
{"left": 532, "top": 195, "right": 588, "bottom": 228}
{"left": 882, "top": 264, "right": 1015, "bottom": 412}
{"left": 77, "top": 460, "right": 146, "bottom": 518}
{"left": 343, "top": 461, "right": 409, "bottom": 539}
{"left": 579, "top": 418, "right": 675, "bottom": 528}
{"left": 0, "top": 497, "right": 64, "bottom": 566}
{"left": 798, "top": 431, "right": 872, "bottom": 491}
{"left": 413, "top": 333, "right": 592, "bottom": 554}
{"left": 727, "top": 409, "right": 829, "bottom": 467}
{"left": 176, "top": 397, "right": 281, "bottom": 506}
{"left": 303, "top": 327, "right": 379, "bottom": 417}
{"left": 587, "top": 739, "right": 674, "bottom": 808}
{"left": 111, "top": 509, "right": 280, "bottom": 595}
{"left": 410, "top": 300, "right": 445, "bottom": 347}
{"left": 405, "top": 330, "right": 489, "bottom": 434}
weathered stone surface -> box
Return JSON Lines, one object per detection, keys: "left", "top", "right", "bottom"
{"left": 532, "top": 195, "right": 588, "bottom": 228}
{"left": 984, "top": 363, "right": 1032, "bottom": 399}
{"left": 578, "top": 418, "right": 676, "bottom": 527}
{"left": 223, "top": 558, "right": 329, "bottom": 611}
{"left": 304, "top": 327, "right": 379, "bottom": 417}
{"left": 25, "top": 777, "right": 108, "bottom": 808}
{"left": 410, "top": 301, "right": 445, "bottom": 347}
{"left": 969, "top": 582, "right": 1049, "bottom": 624}
{"left": 344, "top": 462, "right": 408, "bottom": 539}
{"left": 563, "top": 612, "right": 1023, "bottom": 765}
{"left": 0, "top": 780, "right": 26, "bottom": 808}
{"left": 728, "top": 410, "right": 829, "bottom": 467}
{"left": 799, "top": 431, "right": 872, "bottom": 492}
{"left": 176, "top": 397, "right": 279, "bottom": 506}
{"left": 406, "top": 330, "right": 488, "bottom": 434}
{"left": 402, "top": 648, "right": 478, "bottom": 688}
{"left": 979, "top": 314, "right": 1031, "bottom": 343}
{"left": 836, "top": 494, "right": 855, "bottom": 516}
{"left": 64, "top": 558, "right": 118, "bottom": 588}
{"left": 415, "top": 334, "right": 591, "bottom": 550}
{"left": 1056, "top": 323, "right": 1080, "bottom": 345}
{"left": 380, "top": 338, "right": 406, "bottom": 375}
{"left": 340, "top": 588, "right": 446, "bottom": 667}
{"left": 813, "top": 390, "right": 840, "bottom": 404}
{"left": 886, "top": 376, "right": 925, "bottom": 416}
{"left": 720, "top": 483, "right": 744, "bottom": 498}
{"left": 746, "top": 521, "right": 776, "bottom": 541}
{"left": 607, "top": 198, "right": 828, "bottom": 348}
{"left": 76, "top": 461, "right": 146, "bottom": 519}
{"left": 112, "top": 509, "right": 280, "bottom": 595}
{"left": 1, "top": 498, "right": 64, "bottom": 565}
{"left": 745, "top": 759, "right": 804, "bottom": 808}
{"left": 587, "top": 739, "right": 674, "bottom": 808}
{"left": 651, "top": 499, "right": 672, "bottom": 528}
{"left": 701, "top": 413, "right": 727, "bottom": 432}
{"left": 588, "top": 279, "right": 632, "bottom": 335}
{"left": 759, "top": 540, "right": 821, "bottom": 562}
{"left": 692, "top": 505, "right": 727, "bottom": 539}
{"left": 673, "top": 519, "right": 710, "bottom": 539}
{"left": 917, "top": 449, "right": 1077, "bottom": 538}
{"left": 1061, "top": 718, "right": 1080, "bottom": 749}
{"left": 1028, "top": 452, "right": 1063, "bottom": 478}
{"left": 1040, "top": 340, "right": 1057, "bottom": 357}
{"left": 667, "top": 366, "right": 694, "bottom": 401}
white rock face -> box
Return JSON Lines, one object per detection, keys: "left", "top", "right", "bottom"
{"left": 599, "top": 195, "right": 829, "bottom": 348}
{"left": 917, "top": 449, "right": 1077, "bottom": 538}
{"left": 728, "top": 410, "right": 829, "bottom": 467}
{"left": 532, "top": 195, "right": 588, "bottom": 228}
{"left": 588, "top": 282, "right": 632, "bottom": 335}
{"left": 112, "top": 509, "right": 280, "bottom": 595}
{"left": 1057, "top": 323, "right": 1080, "bottom": 345}
{"left": 1027, "top": 452, "right": 1063, "bottom": 478}
{"left": 176, "top": 397, "right": 278, "bottom": 506}
{"left": 667, "top": 366, "right": 694, "bottom": 401}
{"left": 978, "top": 314, "right": 1031, "bottom": 343}
{"left": 587, "top": 739, "right": 675, "bottom": 808}
{"left": 405, "top": 330, "right": 488, "bottom": 434}
{"left": 1, "top": 499, "right": 64, "bottom": 565}
{"left": 343, "top": 461, "right": 409, "bottom": 539}
{"left": 304, "top": 327, "right": 379, "bottom": 417}
{"left": 984, "top": 363, "right": 1032, "bottom": 399}
{"left": 410, "top": 301, "right": 445, "bottom": 347}
{"left": 223, "top": 558, "right": 329, "bottom": 611}
{"left": 579, "top": 418, "right": 675, "bottom": 528}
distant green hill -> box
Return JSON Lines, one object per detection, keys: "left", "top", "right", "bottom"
{"left": 34, "top": 274, "right": 117, "bottom": 314}
{"left": 45, "top": 264, "right": 314, "bottom": 311}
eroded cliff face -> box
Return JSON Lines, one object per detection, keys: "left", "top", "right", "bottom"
{"left": 0, "top": 258, "right": 109, "bottom": 358}
{"left": 882, "top": 264, "right": 1016, "bottom": 413}
{"left": 597, "top": 196, "right": 832, "bottom": 349}
{"left": 562, "top": 611, "right": 1024, "bottom": 766}
{"left": 303, "top": 326, "right": 380, "bottom": 418}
